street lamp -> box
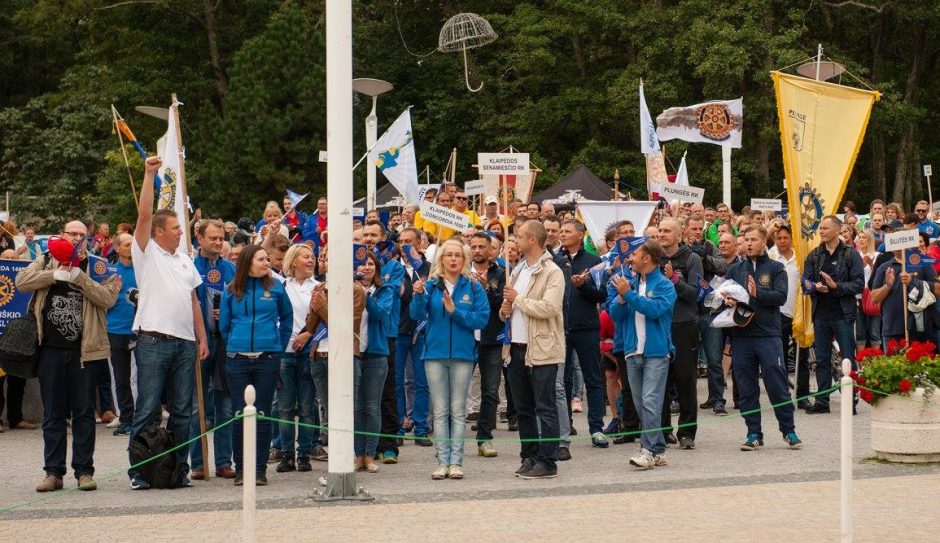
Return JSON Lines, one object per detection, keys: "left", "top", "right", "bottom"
{"left": 352, "top": 78, "right": 393, "bottom": 211}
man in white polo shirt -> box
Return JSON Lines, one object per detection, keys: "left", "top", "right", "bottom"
{"left": 127, "top": 156, "right": 209, "bottom": 490}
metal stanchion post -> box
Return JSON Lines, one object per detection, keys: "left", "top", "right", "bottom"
{"left": 840, "top": 358, "right": 853, "bottom": 543}
{"left": 243, "top": 385, "right": 257, "bottom": 543}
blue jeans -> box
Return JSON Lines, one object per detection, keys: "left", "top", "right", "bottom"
{"left": 189, "top": 343, "right": 233, "bottom": 470}
{"left": 310, "top": 353, "right": 328, "bottom": 425}
{"left": 813, "top": 318, "right": 856, "bottom": 407}
{"left": 732, "top": 336, "right": 795, "bottom": 439}
{"left": 624, "top": 354, "right": 670, "bottom": 456}
{"left": 396, "top": 333, "right": 429, "bottom": 435}
{"left": 475, "top": 342, "right": 504, "bottom": 443}
{"left": 277, "top": 351, "right": 317, "bottom": 457}
{"left": 856, "top": 304, "right": 881, "bottom": 347}
{"left": 37, "top": 347, "right": 96, "bottom": 479}
{"left": 128, "top": 334, "right": 195, "bottom": 479}
{"left": 354, "top": 354, "right": 388, "bottom": 458}
{"left": 554, "top": 361, "right": 571, "bottom": 447}
{"left": 226, "top": 353, "right": 279, "bottom": 474}
{"left": 425, "top": 359, "right": 474, "bottom": 466}
{"left": 699, "top": 314, "right": 725, "bottom": 407}
{"left": 108, "top": 333, "right": 136, "bottom": 424}
{"left": 506, "top": 344, "right": 559, "bottom": 469}
{"left": 565, "top": 329, "right": 605, "bottom": 434}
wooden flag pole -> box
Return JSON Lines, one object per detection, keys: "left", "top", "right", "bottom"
{"left": 901, "top": 254, "right": 910, "bottom": 343}
{"left": 502, "top": 174, "right": 510, "bottom": 283}
{"left": 172, "top": 93, "right": 211, "bottom": 480}
{"left": 613, "top": 169, "right": 620, "bottom": 201}
{"left": 111, "top": 105, "right": 139, "bottom": 207}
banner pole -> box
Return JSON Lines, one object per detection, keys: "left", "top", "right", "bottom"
{"left": 111, "top": 106, "right": 139, "bottom": 207}
{"left": 722, "top": 144, "right": 732, "bottom": 206}
{"left": 902, "top": 254, "right": 909, "bottom": 343}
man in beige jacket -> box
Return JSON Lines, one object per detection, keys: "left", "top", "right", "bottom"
{"left": 500, "top": 220, "right": 565, "bottom": 479}
{"left": 16, "top": 220, "right": 121, "bottom": 493}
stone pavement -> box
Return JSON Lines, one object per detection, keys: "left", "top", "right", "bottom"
{"left": 1, "top": 380, "right": 939, "bottom": 541}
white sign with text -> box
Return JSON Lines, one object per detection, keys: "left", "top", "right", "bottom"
{"left": 885, "top": 230, "right": 920, "bottom": 251}
{"left": 477, "top": 153, "right": 530, "bottom": 176}
{"left": 657, "top": 183, "right": 705, "bottom": 204}
{"left": 751, "top": 198, "right": 782, "bottom": 212}
{"left": 419, "top": 201, "right": 468, "bottom": 231}
{"left": 464, "top": 179, "right": 486, "bottom": 196}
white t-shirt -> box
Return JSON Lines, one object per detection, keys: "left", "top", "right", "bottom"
{"left": 628, "top": 279, "right": 647, "bottom": 357}
{"left": 860, "top": 250, "right": 879, "bottom": 298}
{"left": 359, "top": 286, "right": 374, "bottom": 351}
{"left": 510, "top": 259, "right": 537, "bottom": 344}
{"left": 772, "top": 249, "right": 799, "bottom": 318}
{"left": 132, "top": 238, "right": 203, "bottom": 341}
{"left": 284, "top": 276, "right": 315, "bottom": 353}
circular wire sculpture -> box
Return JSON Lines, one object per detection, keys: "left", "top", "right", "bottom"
{"left": 438, "top": 13, "right": 498, "bottom": 92}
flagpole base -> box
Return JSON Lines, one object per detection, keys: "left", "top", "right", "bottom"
{"left": 313, "top": 472, "right": 374, "bottom": 502}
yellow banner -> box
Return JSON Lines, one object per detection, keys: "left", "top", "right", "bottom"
{"left": 772, "top": 71, "right": 879, "bottom": 346}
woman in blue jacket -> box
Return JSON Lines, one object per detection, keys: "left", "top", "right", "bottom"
{"left": 220, "top": 244, "right": 293, "bottom": 486}
{"left": 410, "top": 239, "right": 489, "bottom": 480}
{"left": 355, "top": 251, "right": 394, "bottom": 473}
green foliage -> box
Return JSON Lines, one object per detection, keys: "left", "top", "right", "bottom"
{"left": 1, "top": 0, "right": 939, "bottom": 227}
{"left": 855, "top": 342, "right": 940, "bottom": 404}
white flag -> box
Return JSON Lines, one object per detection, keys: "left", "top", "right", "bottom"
{"left": 674, "top": 152, "right": 689, "bottom": 186}
{"left": 157, "top": 105, "right": 187, "bottom": 231}
{"left": 656, "top": 98, "right": 743, "bottom": 148}
{"left": 369, "top": 108, "right": 420, "bottom": 205}
{"left": 639, "top": 82, "right": 660, "bottom": 155}
{"left": 577, "top": 200, "right": 659, "bottom": 245}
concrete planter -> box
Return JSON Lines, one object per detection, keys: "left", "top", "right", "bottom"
{"left": 870, "top": 387, "right": 940, "bottom": 463}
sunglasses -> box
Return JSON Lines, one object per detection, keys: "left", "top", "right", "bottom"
{"left": 455, "top": 196, "right": 468, "bottom": 200}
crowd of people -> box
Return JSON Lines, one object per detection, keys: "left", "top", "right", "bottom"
{"left": 7, "top": 153, "right": 940, "bottom": 492}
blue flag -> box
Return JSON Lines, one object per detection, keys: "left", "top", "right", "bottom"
{"left": 88, "top": 254, "right": 117, "bottom": 283}
{"left": 496, "top": 320, "right": 511, "bottom": 345}
{"left": 312, "top": 321, "right": 328, "bottom": 342}
{"left": 905, "top": 249, "right": 936, "bottom": 272}
{"left": 696, "top": 273, "right": 712, "bottom": 303}
{"left": 615, "top": 236, "right": 647, "bottom": 262}
{"left": 375, "top": 240, "right": 397, "bottom": 264}
{"left": 401, "top": 244, "right": 424, "bottom": 270}
{"left": 354, "top": 243, "right": 369, "bottom": 268}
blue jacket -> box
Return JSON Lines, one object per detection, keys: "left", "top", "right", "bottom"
{"left": 410, "top": 275, "right": 490, "bottom": 362}
{"left": 725, "top": 253, "right": 787, "bottom": 337}
{"left": 362, "top": 284, "right": 394, "bottom": 356}
{"left": 380, "top": 258, "right": 405, "bottom": 339}
{"left": 302, "top": 211, "right": 324, "bottom": 244}
{"left": 220, "top": 277, "right": 293, "bottom": 353}
{"left": 605, "top": 268, "right": 677, "bottom": 358}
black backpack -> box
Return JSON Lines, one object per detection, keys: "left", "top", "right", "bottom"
{"left": 129, "top": 426, "right": 184, "bottom": 488}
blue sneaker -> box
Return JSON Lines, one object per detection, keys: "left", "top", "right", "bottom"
{"left": 381, "top": 450, "right": 398, "bottom": 464}
{"left": 784, "top": 432, "right": 803, "bottom": 449}
{"left": 112, "top": 423, "right": 131, "bottom": 437}
{"left": 740, "top": 434, "right": 763, "bottom": 451}
{"left": 603, "top": 417, "right": 621, "bottom": 435}
{"left": 130, "top": 475, "right": 150, "bottom": 490}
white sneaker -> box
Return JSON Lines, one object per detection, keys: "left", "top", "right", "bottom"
{"left": 431, "top": 466, "right": 448, "bottom": 480}
{"left": 161, "top": 410, "right": 170, "bottom": 421}
{"left": 629, "top": 448, "right": 655, "bottom": 470}
{"left": 106, "top": 418, "right": 121, "bottom": 428}
{"left": 653, "top": 454, "right": 667, "bottom": 466}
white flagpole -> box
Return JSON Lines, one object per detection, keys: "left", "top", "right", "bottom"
{"left": 722, "top": 144, "right": 732, "bottom": 205}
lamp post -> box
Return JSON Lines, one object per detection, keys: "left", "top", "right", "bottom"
{"left": 352, "top": 78, "right": 393, "bottom": 211}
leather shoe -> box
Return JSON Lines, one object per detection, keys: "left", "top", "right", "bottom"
{"left": 13, "top": 421, "right": 38, "bottom": 430}
{"left": 216, "top": 466, "right": 236, "bottom": 478}
{"left": 191, "top": 468, "right": 206, "bottom": 480}
{"left": 804, "top": 402, "right": 831, "bottom": 414}
{"left": 557, "top": 447, "right": 572, "bottom": 461}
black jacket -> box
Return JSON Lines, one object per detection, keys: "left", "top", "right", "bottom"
{"left": 477, "top": 262, "right": 507, "bottom": 345}
{"left": 803, "top": 241, "right": 864, "bottom": 322}
{"left": 397, "top": 260, "right": 432, "bottom": 336}
{"left": 556, "top": 247, "right": 605, "bottom": 331}
{"left": 726, "top": 253, "right": 787, "bottom": 337}
{"left": 661, "top": 243, "right": 704, "bottom": 325}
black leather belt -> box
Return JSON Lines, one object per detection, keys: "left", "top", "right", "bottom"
{"left": 139, "top": 330, "right": 177, "bottom": 340}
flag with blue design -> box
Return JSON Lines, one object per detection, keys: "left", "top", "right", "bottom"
{"left": 353, "top": 243, "right": 369, "bottom": 268}
{"left": 375, "top": 240, "right": 397, "bottom": 264}
{"left": 905, "top": 249, "right": 936, "bottom": 272}
{"left": 696, "top": 273, "right": 712, "bottom": 303}
{"left": 286, "top": 189, "right": 308, "bottom": 210}
{"left": 312, "top": 321, "right": 328, "bottom": 343}
{"left": 402, "top": 244, "right": 424, "bottom": 270}
{"left": 639, "top": 81, "right": 660, "bottom": 155}
{"left": 615, "top": 236, "right": 647, "bottom": 262}
{"left": 88, "top": 254, "right": 117, "bottom": 283}
{"left": 368, "top": 107, "right": 420, "bottom": 204}
{"left": 496, "top": 320, "right": 511, "bottom": 345}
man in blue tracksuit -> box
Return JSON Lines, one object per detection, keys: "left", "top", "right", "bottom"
{"left": 362, "top": 220, "right": 405, "bottom": 463}
{"left": 606, "top": 239, "right": 676, "bottom": 469}
{"left": 190, "top": 220, "right": 237, "bottom": 479}
{"left": 725, "top": 224, "right": 802, "bottom": 452}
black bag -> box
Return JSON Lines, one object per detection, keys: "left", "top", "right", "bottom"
{"left": 128, "top": 426, "right": 184, "bottom": 489}
{"left": 0, "top": 254, "right": 51, "bottom": 378}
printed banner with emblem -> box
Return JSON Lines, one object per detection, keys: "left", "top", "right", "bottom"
{"left": 157, "top": 102, "right": 187, "bottom": 227}
{"left": 772, "top": 70, "right": 880, "bottom": 346}
{"left": 0, "top": 260, "right": 31, "bottom": 334}
{"left": 88, "top": 254, "right": 117, "bottom": 283}
{"left": 655, "top": 98, "right": 743, "bottom": 148}
{"left": 577, "top": 200, "right": 658, "bottom": 247}
{"left": 202, "top": 263, "right": 227, "bottom": 307}
{"left": 478, "top": 152, "right": 539, "bottom": 213}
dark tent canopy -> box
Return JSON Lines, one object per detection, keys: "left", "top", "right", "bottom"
{"left": 531, "top": 164, "right": 614, "bottom": 203}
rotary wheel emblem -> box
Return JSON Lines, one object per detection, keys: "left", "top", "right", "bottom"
{"left": 0, "top": 274, "right": 15, "bottom": 307}
{"left": 798, "top": 183, "right": 825, "bottom": 241}
{"left": 697, "top": 103, "right": 734, "bottom": 141}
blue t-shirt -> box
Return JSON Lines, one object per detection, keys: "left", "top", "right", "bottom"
{"left": 107, "top": 261, "right": 138, "bottom": 335}
{"left": 194, "top": 254, "right": 237, "bottom": 332}
{"left": 872, "top": 259, "right": 937, "bottom": 337}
